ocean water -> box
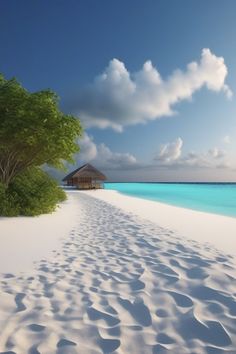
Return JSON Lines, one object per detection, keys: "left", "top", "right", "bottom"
{"left": 105, "top": 183, "right": 236, "bottom": 218}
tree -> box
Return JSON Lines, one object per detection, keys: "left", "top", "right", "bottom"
{"left": 0, "top": 74, "right": 82, "bottom": 187}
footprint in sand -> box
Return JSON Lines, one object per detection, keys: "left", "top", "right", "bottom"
{"left": 14, "top": 293, "right": 26, "bottom": 312}
{"left": 3, "top": 274, "right": 15, "bottom": 279}
{"left": 167, "top": 291, "right": 193, "bottom": 308}
{"left": 118, "top": 297, "right": 152, "bottom": 327}
{"left": 186, "top": 266, "right": 209, "bottom": 279}
{"left": 156, "top": 309, "right": 169, "bottom": 318}
{"left": 57, "top": 339, "right": 77, "bottom": 348}
{"left": 190, "top": 285, "right": 236, "bottom": 316}
{"left": 107, "top": 326, "right": 121, "bottom": 336}
{"left": 97, "top": 337, "right": 120, "bottom": 353}
{"left": 28, "top": 345, "right": 40, "bottom": 354}
{"left": 156, "top": 332, "right": 175, "bottom": 344}
{"left": 129, "top": 279, "right": 145, "bottom": 291}
{"left": 152, "top": 343, "right": 168, "bottom": 353}
{"left": 87, "top": 307, "right": 120, "bottom": 326}
{"left": 177, "top": 311, "right": 232, "bottom": 347}
{"left": 28, "top": 324, "right": 46, "bottom": 332}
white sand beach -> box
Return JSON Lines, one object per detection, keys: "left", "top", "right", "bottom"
{"left": 0, "top": 190, "right": 236, "bottom": 353}
{"left": 81, "top": 189, "right": 236, "bottom": 256}
{"left": 0, "top": 193, "right": 79, "bottom": 274}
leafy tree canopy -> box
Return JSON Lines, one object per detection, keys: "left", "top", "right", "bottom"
{"left": 0, "top": 74, "right": 82, "bottom": 186}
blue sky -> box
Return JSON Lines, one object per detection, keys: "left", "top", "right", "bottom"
{"left": 1, "top": 0, "right": 236, "bottom": 181}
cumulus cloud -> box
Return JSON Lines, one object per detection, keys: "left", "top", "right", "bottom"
{"left": 154, "top": 138, "right": 229, "bottom": 169}
{"left": 77, "top": 134, "right": 231, "bottom": 172}
{"left": 95, "top": 144, "right": 137, "bottom": 169}
{"left": 78, "top": 134, "right": 231, "bottom": 173}
{"left": 155, "top": 138, "right": 183, "bottom": 163}
{"left": 78, "top": 132, "right": 97, "bottom": 161}
{"left": 181, "top": 148, "right": 228, "bottom": 169}
{"left": 46, "top": 134, "right": 233, "bottom": 182}
{"left": 68, "top": 49, "right": 232, "bottom": 131}
{"left": 75, "top": 133, "right": 137, "bottom": 170}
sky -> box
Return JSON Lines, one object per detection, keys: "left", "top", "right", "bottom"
{"left": 1, "top": 0, "right": 236, "bottom": 181}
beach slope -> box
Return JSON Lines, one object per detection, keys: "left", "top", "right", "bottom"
{"left": 0, "top": 191, "right": 236, "bottom": 353}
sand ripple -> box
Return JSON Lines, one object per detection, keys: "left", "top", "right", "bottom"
{"left": 0, "top": 193, "right": 236, "bottom": 353}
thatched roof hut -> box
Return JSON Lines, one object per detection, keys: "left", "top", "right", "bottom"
{"left": 63, "top": 163, "right": 106, "bottom": 189}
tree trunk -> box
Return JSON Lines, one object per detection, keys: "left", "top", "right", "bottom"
{"left": 0, "top": 171, "right": 11, "bottom": 188}
{"left": 0, "top": 163, "right": 21, "bottom": 188}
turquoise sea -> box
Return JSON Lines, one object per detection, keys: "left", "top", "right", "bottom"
{"left": 105, "top": 183, "right": 236, "bottom": 218}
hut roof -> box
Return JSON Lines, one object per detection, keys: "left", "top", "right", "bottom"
{"left": 62, "top": 163, "right": 106, "bottom": 181}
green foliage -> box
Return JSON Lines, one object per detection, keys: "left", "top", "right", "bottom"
{"left": 0, "top": 183, "right": 19, "bottom": 216}
{"left": 0, "top": 73, "right": 82, "bottom": 216}
{"left": 0, "top": 168, "right": 66, "bottom": 216}
{"left": 0, "top": 73, "right": 83, "bottom": 186}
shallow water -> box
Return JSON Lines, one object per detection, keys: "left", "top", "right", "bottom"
{"left": 105, "top": 183, "right": 236, "bottom": 218}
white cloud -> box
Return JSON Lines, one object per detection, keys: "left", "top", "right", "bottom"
{"left": 155, "top": 137, "right": 183, "bottom": 163}
{"left": 182, "top": 148, "right": 228, "bottom": 169}
{"left": 154, "top": 138, "right": 229, "bottom": 169}
{"left": 223, "top": 135, "right": 231, "bottom": 144}
{"left": 69, "top": 49, "right": 232, "bottom": 131}
{"left": 78, "top": 133, "right": 97, "bottom": 161}
{"left": 208, "top": 147, "right": 226, "bottom": 159}
{"left": 46, "top": 134, "right": 234, "bottom": 182}
{"left": 74, "top": 133, "right": 137, "bottom": 170}
{"left": 95, "top": 143, "right": 137, "bottom": 169}
{"left": 78, "top": 134, "right": 231, "bottom": 172}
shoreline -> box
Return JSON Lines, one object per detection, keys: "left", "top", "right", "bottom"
{"left": 107, "top": 189, "right": 236, "bottom": 220}
{"left": 79, "top": 189, "right": 236, "bottom": 255}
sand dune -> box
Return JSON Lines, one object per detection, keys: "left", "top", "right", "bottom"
{"left": 0, "top": 191, "right": 236, "bottom": 353}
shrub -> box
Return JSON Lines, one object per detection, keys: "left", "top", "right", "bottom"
{"left": 0, "top": 168, "right": 66, "bottom": 216}
{"left": 0, "top": 183, "right": 20, "bottom": 216}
